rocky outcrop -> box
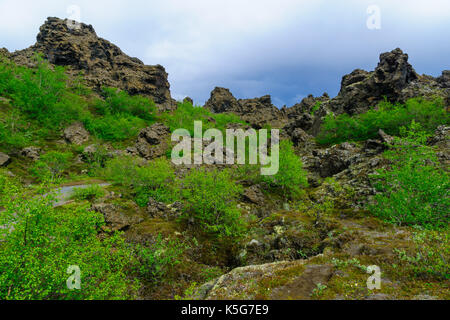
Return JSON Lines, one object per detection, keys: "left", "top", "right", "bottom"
{"left": 20, "top": 147, "right": 41, "bottom": 161}
{"left": 283, "top": 93, "right": 330, "bottom": 120}
{"left": 91, "top": 203, "right": 143, "bottom": 232}
{"left": 329, "top": 48, "right": 418, "bottom": 116}
{"left": 63, "top": 122, "right": 90, "bottom": 145}
{"left": 284, "top": 48, "right": 448, "bottom": 137}
{"left": 243, "top": 185, "right": 265, "bottom": 205}
{"left": 135, "top": 123, "right": 170, "bottom": 160}
{"left": 204, "top": 87, "right": 288, "bottom": 129}
{"left": 437, "top": 70, "right": 450, "bottom": 89}
{"left": 309, "top": 142, "right": 360, "bottom": 178}
{"left": 237, "top": 95, "right": 288, "bottom": 129}
{"left": 204, "top": 87, "right": 240, "bottom": 114}
{"left": 270, "top": 264, "right": 334, "bottom": 300}
{"left": 10, "top": 17, "right": 174, "bottom": 110}
{"left": 0, "top": 152, "right": 11, "bottom": 167}
{"left": 428, "top": 125, "right": 449, "bottom": 148}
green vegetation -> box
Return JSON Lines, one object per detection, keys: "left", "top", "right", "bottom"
{"left": 0, "top": 108, "right": 33, "bottom": 150}
{"left": 0, "top": 55, "right": 157, "bottom": 149}
{"left": 317, "top": 97, "right": 448, "bottom": 145}
{"left": 179, "top": 168, "right": 245, "bottom": 240}
{"left": 0, "top": 55, "right": 87, "bottom": 130}
{"left": 0, "top": 178, "right": 138, "bottom": 300}
{"left": 133, "top": 234, "right": 186, "bottom": 283}
{"left": 84, "top": 87, "right": 155, "bottom": 141}
{"left": 72, "top": 184, "right": 105, "bottom": 201}
{"left": 369, "top": 122, "right": 449, "bottom": 229}
{"left": 395, "top": 229, "right": 449, "bottom": 280}
{"left": 262, "top": 140, "right": 308, "bottom": 198}
{"left": 103, "top": 156, "right": 176, "bottom": 206}
{"left": 31, "top": 151, "right": 72, "bottom": 182}
{"left": 1, "top": 51, "right": 448, "bottom": 300}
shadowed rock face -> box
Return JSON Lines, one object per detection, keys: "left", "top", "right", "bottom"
{"left": 9, "top": 17, "right": 175, "bottom": 110}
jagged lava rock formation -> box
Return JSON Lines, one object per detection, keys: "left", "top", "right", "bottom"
{"left": 6, "top": 17, "right": 175, "bottom": 110}
{"left": 205, "top": 48, "right": 449, "bottom": 137}
{"left": 204, "top": 87, "right": 288, "bottom": 129}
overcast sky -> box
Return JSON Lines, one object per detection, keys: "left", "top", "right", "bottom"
{"left": 1, "top": 0, "right": 449, "bottom": 106}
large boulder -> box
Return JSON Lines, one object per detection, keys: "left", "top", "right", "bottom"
{"left": 10, "top": 17, "right": 175, "bottom": 110}
{"left": 135, "top": 123, "right": 170, "bottom": 160}
{"left": 63, "top": 122, "right": 90, "bottom": 145}
{"left": 309, "top": 142, "right": 360, "bottom": 178}
{"left": 20, "top": 147, "right": 41, "bottom": 161}
{"left": 243, "top": 185, "right": 265, "bottom": 205}
{"left": 0, "top": 152, "right": 11, "bottom": 167}
{"left": 91, "top": 203, "right": 142, "bottom": 232}
{"left": 202, "top": 260, "right": 333, "bottom": 300}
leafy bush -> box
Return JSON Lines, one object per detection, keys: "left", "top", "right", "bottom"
{"left": 133, "top": 234, "right": 186, "bottom": 283}
{"left": 95, "top": 87, "right": 156, "bottom": 121}
{"left": 394, "top": 229, "right": 449, "bottom": 280}
{"left": 83, "top": 113, "right": 146, "bottom": 141}
{"left": 179, "top": 168, "right": 245, "bottom": 239}
{"left": 31, "top": 151, "right": 72, "bottom": 181}
{"left": 84, "top": 88, "right": 156, "bottom": 141}
{"left": 317, "top": 97, "right": 448, "bottom": 145}
{"left": 104, "top": 156, "right": 175, "bottom": 206}
{"left": 0, "top": 179, "right": 139, "bottom": 299}
{"left": 262, "top": 140, "right": 308, "bottom": 198}
{"left": 72, "top": 184, "right": 105, "bottom": 201}
{"left": 0, "top": 55, "right": 87, "bottom": 129}
{"left": 369, "top": 123, "right": 449, "bottom": 229}
{"left": 0, "top": 109, "right": 32, "bottom": 150}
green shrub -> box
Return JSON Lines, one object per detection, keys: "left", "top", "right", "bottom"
{"left": 83, "top": 113, "right": 146, "bottom": 141}
{"left": 104, "top": 156, "right": 175, "bottom": 206}
{"left": 179, "top": 168, "right": 245, "bottom": 239}
{"left": 95, "top": 87, "right": 156, "bottom": 121}
{"left": 0, "top": 110, "right": 32, "bottom": 150}
{"left": 317, "top": 97, "right": 449, "bottom": 145}
{"left": 262, "top": 140, "right": 308, "bottom": 198}
{"left": 395, "top": 229, "right": 449, "bottom": 280}
{"left": 0, "top": 55, "right": 88, "bottom": 130}
{"left": 31, "top": 151, "right": 72, "bottom": 181}
{"left": 133, "top": 234, "right": 186, "bottom": 283}
{"left": 0, "top": 180, "right": 139, "bottom": 299}
{"left": 82, "top": 145, "right": 110, "bottom": 176}
{"left": 369, "top": 123, "right": 449, "bottom": 229}
{"left": 72, "top": 184, "right": 105, "bottom": 201}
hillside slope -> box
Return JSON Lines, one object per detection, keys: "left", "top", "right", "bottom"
{"left": 0, "top": 17, "right": 448, "bottom": 300}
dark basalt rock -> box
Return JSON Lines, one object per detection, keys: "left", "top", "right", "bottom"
{"left": 0, "top": 152, "right": 11, "bottom": 167}
{"left": 20, "top": 147, "right": 41, "bottom": 161}
{"left": 204, "top": 87, "right": 287, "bottom": 129}
{"left": 135, "top": 123, "right": 171, "bottom": 160}
{"left": 330, "top": 48, "right": 418, "bottom": 115}
{"left": 10, "top": 17, "right": 175, "bottom": 110}
{"left": 63, "top": 122, "right": 90, "bottom": 145}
